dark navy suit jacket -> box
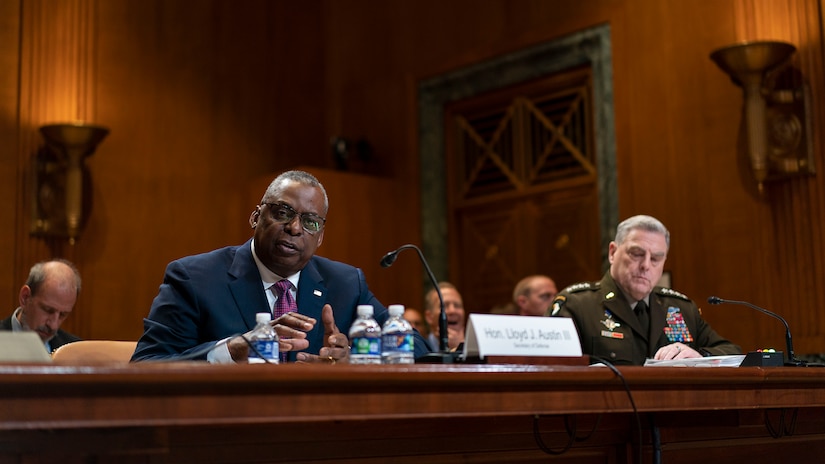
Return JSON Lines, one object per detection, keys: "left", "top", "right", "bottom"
{"left": 132, "top": 239, "right": 431, "bottom": 361}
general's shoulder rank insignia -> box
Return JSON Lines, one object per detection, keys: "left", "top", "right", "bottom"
{"left": 563, "top": 281, "right": 600, "bottom": 294}
{"left": 656, "top": 287, "right": 690, "bottom": 301}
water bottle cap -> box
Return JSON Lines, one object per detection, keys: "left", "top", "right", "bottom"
{"left": 357, "top": 305, "right": 374, "bottom": 317}
{"left": 255, "top": 313, "right": 272, "bottom": 324}
{"left": 388, "top": 304, "right": 405, "bottom": 317}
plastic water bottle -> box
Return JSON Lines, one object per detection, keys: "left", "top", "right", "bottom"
{"left": 349, "top": 305, "right": 382, "bottom": 364}
{"left": 381, "top": 304, "right": 415, "bottom": 364}
{"left": 248, "top": 312, "right": 279, "bottom": 364}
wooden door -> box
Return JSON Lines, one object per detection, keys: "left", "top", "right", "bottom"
{"left": 445, "top": 66, "right": 602, "bottom": 313}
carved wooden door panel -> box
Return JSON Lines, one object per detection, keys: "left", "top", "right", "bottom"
{"left": 445, "top": 66, "right": 602, "bottom": 313}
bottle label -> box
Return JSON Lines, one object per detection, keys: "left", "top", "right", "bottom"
{"left": 249, "top": 340, "right": 278, "bottom": 361}
{"left": 351, "top": 336, "right": 381, "bottom": 356}
{"left": 382, "top": 334, "right": 413, "bottom": 353}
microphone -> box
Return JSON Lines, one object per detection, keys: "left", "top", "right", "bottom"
{"left": 707, "top": 296, "right": 805, "bottom": 366}
{"left": 380, "top": 244, "right": 453, "bottom": 363}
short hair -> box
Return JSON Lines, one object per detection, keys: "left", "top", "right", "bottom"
{"left": 26, "top": 259, "right": 82, "bottom": 296}
{"left": 512, "top": 275, "right": 547, "bottom": 302}
{"left": 262, "top": 170, "right": 329, "bottom": 215}
{"left": 424, "top": 281, "right": 457, "bottom": 313}
{"left": 614, "top": 215, "right": 670, "bottom": 249}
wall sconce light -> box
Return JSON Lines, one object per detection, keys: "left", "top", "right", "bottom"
{"left": 710, "top": 40, "right": 814, "bottom": 194}
{"left": 31, "top": 122, "right": 109, "bottom": 244}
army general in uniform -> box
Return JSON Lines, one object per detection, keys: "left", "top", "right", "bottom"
{"left": 551, "top": 215, "right": 740, "bottom": 366}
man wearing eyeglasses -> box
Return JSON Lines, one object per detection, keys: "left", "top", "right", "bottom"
{"left": 132, "top": 170, "right": 432, "bottom": 363}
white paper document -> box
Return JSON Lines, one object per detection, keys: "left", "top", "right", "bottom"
{"left": 0, "top": 332, "right": 52, "bottom": 363}
{"left": 643, "top": 355, "right": 746, "bottom": 367}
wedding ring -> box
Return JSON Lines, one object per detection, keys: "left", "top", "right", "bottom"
{"left": 327, "top": 355, "right": 336, "bottom": 364}
{"left": 676, "top": 345, "right": 681, "bottom": 352}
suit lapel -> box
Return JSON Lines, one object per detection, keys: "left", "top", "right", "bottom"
{"left": 228, "top": 240, "right": 270, "bottom": 331}
{"left": 296, "top": 258, "right": 327, "bottom": 321}
{"left": 650, "top": 292, "right": 668, "bottom": 343}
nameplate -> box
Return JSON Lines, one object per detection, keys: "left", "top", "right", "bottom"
{"left": 462, "top": 314, "right": 582, "bottom": 359}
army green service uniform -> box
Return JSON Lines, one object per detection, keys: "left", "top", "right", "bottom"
{"left": 551, "top": 272, "right": 741, "bottom": 365}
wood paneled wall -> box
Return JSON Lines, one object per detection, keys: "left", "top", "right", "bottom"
{"left": 1, "top": 0, "right": 824, "bottom": 356}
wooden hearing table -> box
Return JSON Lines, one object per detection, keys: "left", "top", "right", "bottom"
{"left": 1, "top": 362, "right": 824, "bottom": 463}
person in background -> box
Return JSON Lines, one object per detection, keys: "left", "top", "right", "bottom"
{"left": 552, "top": 215, "right": 741, "bottom": 366}
{"left": 403, "top": 307, "right": 428, "bottom": 338}
{"left": 489, "top": 303, "right": 516, "bottom": 315}
{"left": 131, "top": 170, "right": 431, "bottom": 363}
{"left": 0, "top": 259, "right": 82, "bottom": 353}
{"left": 424, "top": 282, "right": 465, "bottom": 351}
{"left": 513, "top": 275, "right": 558, "bottom": 317}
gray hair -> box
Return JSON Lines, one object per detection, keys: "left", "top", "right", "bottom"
{"left": 614, "top": 215, "right": 670, "bottom": 249}
{"left": 26, "top": 259, "right": 82, "bottom": 296}
{"left": 262, "top": 170, "right": 329, "bottom": 214}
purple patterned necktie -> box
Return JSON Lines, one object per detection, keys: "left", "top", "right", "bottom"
{"left": 272, "top": 279, "right": 297, "bottom": 363}
{"left": 272, "top": 279, "right": 297, "bottom": 319}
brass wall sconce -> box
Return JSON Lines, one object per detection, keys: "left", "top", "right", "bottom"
{"left": 710, "top": 41, "right": 814, "bottom": 194}
{"left": 31, "top": 123, "right": 109, "bottom": 244}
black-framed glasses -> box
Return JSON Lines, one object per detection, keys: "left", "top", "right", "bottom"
{"left": 261, "top": 203, "right": 326, "bottom": 234}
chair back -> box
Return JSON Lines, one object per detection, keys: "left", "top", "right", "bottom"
{"left": 51, "top": 340, "right": 137, "bottom": 365}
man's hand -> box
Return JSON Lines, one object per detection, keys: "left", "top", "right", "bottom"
{"left": 296, "top": 304, "right": 350, "bottom": 364}
{"left": 273, "top": 312, "right": 314, "bottom": 352}
{"left": 653, "top": 342, "right": 701, "bottom": 361}
{"left": 447, "top": 326, "right": 465, "bottom": 350}
{"left": 227, "top": 312, "right": 316, "bottom": 362}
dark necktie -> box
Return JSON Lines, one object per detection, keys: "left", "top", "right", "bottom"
{"left": 271, "top": 279, "right": 297, "bottom": 362}
{"left": 272, "top": 279, "right": 297, "bottom": 319}
{"left": 635, "top": 300, "right": 650, "bottom": 337}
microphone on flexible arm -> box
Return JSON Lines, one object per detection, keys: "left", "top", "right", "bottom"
{"left": 380, "top": 244, "right": 455, "bottom": 364}
{"left": 707, "top": 296, "right": 807, "bottom": 366}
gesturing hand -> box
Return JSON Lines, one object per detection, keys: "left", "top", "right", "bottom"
{"left": 227, "top": 312, "right": 315, "bottom": 362}
{"left": 272, "top": 312, "right": 314, "bottom": 352}
{"left": 296, "top": 304, "right": 350, "bottom": 364}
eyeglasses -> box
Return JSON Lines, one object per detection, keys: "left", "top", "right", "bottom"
{"left": 261, "top": 203, "right": 326, "bottom": 234}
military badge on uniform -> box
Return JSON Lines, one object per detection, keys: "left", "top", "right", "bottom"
{"left": 550, "top": 295, "right": 566, "bottom": 316}
{"left": 664, "top": 306, "right": 694, "bottom": 342}
{"left": 600, "top": 309, "right": 623, "bottom": 339}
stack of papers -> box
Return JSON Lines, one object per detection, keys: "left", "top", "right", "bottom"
{"left": 643, "top": 355, "right": 745, "bottom": 367}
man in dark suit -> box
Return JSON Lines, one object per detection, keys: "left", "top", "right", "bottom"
{"left": 132, "top": 170, "right": 432, "bottom": 363}
{"left": 551, "top": 215, "right": 740, "bottom": 365}
{"left": 1, "top": 259, "right": 82, "bottom": 353}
